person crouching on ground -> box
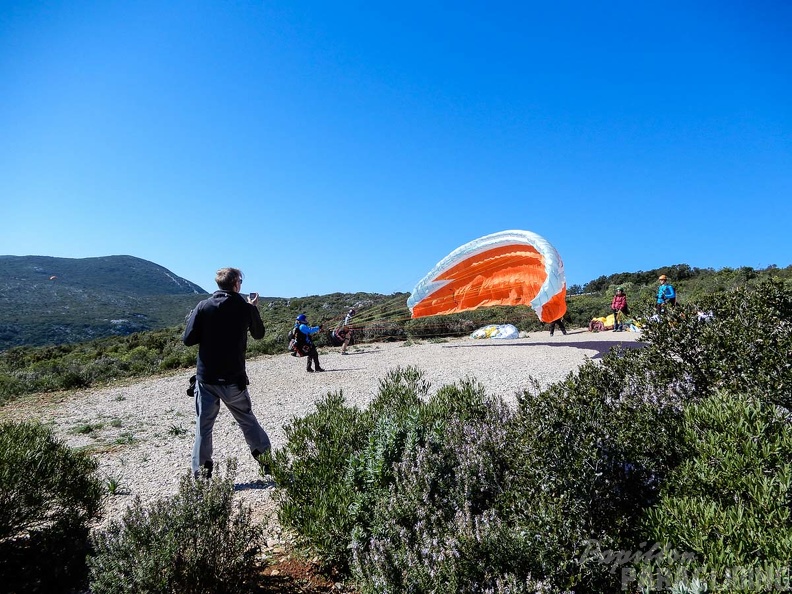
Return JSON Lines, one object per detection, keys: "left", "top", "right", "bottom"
{"left": 183, "top": 267, "right": 271, "bottom": 479}
{"left": 611, "top": 287, "right": 629, "bottom": 331}
{"left": 294, "top": 313, "right": 324, "bottom": 372}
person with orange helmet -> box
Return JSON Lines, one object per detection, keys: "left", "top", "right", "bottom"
{"left": 656, "top": 275, "right": 676, "bottom": 314}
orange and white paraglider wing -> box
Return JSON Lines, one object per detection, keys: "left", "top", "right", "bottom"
{"left": 406, "top": 230, "right": 566, "bottom": 323}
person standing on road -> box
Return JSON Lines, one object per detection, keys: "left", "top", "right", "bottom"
{"left": 610, "top": 287, "right": 629, "bottom": 331}
{"left": 294, "top": 313, "right": 325, "bottom": 372}
{"left": 183, "top": 267, "right": 271, "bottom": 478}
{"left": 656, "top": 275, "right": 676, "bottom": 315}
{"left": 549, "top": 316, "right": 567, "bottom": 336}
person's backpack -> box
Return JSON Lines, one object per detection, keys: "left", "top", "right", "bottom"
{"left": 288, "top": 325, "right": 311, "bottom": 357}
{"left": 329, "top": 327, "right": 348, "bottom": 347}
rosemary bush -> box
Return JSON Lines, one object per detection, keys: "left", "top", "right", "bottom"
{"left": 0, "top": 421, "right": 103, "bottom": 593}
{"left": 269, "top": 279, "right": 792, "bottom": 592}
{"left": 270, "top": 389, "right": 371, "bottom": 570}
{"left": 642, "top": 391, "right": 792, "bottom": 591}
{"left": 88, "top": 460, "right": 263, "bottom": 594}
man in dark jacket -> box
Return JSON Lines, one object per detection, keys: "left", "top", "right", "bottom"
{"left": 183, "top": 267, "right": 270, "bottom": 478}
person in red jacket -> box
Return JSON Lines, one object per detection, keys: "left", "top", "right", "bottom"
{"left": 610, "top": 287, "right": 629, "bottom": 332}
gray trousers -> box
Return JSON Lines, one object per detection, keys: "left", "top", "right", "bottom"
{"left": 192, "top": 382, "right": 271, "bottom": 475}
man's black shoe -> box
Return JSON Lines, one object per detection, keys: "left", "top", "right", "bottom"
{"left": 194, "top": 460, "right": 213, "bottom": 480}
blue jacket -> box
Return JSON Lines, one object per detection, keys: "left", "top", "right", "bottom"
{"left": 295, "top": 322, "right": 322, "bottom": 345}
{"left": 657, "top": 283, "right": 676, "bottom": 304}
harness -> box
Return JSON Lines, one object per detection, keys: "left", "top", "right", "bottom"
{"left": 288, "top": 324, "right": 311, "bottom": 357}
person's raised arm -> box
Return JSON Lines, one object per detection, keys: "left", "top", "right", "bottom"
{"left": 249, "top": 306, "right": 265, "bottom": 340}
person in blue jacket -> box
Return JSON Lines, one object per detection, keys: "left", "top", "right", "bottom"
{"left": 294, "top": 313, "right": 325, "bottom": 372}
{"left": 656, "top": 275, "right": 676, "bottom": 314}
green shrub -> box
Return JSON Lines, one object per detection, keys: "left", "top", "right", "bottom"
{"left": 266, "top": 279, "right": 792, "bottom": 592}
{"left": 270, "top": 390, "right": 370, "bottom": 569}
{"left": 357, "top": 321, "right": 407, "bottom": 342}
{"left": 121, "top": 345, "right": 159, "bottom": 374}
{"left": 0, "top": 421, "right": 103, "bottom": 593}
{"left": 349, "top": 387, "right": 543, "bottom": 593}
{"left": 405, "top": 316, "right": 477, "bottom": 339}
{"left": 638, "top": 279, "right": 792, "bottom": 408}
{"left": 0, "top": 374, "right": 23, "bottom": 405}
{"left": 503, "top": 350, "right": 688, "bottom": 591}
{"left": 271, "top": 366, "right": 435, "bottom": 571}
{"left": 642, "top": 391, "right": 792, "bottom": 591}
{"left": 88, "top": 460, "right": 262, "bottom": 594}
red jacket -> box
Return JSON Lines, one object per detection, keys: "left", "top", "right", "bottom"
{"left": 611, "top": 293, "right": 628, "bottom": 311}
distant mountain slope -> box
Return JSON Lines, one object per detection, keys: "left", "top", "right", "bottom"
{"left": 1, "top": 255, "right": 206, "bottom": 295}
{"left": 0, "top": 255, "right": 208, "bottom": 350}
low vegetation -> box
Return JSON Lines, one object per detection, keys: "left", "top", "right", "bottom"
{"left": 0, "top": 421, "right": 103, "bottom": 593}
{"left": 270, "top": 278, "right": 792, "bottom": 592}
{"left": 88, "top": 460, "right": 263, "bottom": 594}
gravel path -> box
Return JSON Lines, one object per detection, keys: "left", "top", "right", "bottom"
{"left": 1, "top": 329, "right": 641, "bottom": 539}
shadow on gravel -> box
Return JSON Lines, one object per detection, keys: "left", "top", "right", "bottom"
{"left": 235, "top": 479, "right": 274, "bottom": 491}
{"left": 333, "top": 350, "right": 379, "bottom": 356}
{"left": 443, "top": 339, "right": 645, "bottom": 360}
{"left": 306, "top": 367, "right": 368, "bottom": 373}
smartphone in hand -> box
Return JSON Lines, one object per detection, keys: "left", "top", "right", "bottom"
{"left": 248, "top": 292, "right": 258, "bottom": 301}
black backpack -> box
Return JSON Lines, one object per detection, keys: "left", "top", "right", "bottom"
{"left": 288, "top": 325, "right": 310, "bottom": 357}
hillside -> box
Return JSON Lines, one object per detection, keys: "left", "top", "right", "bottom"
{"left": 2, "top": 256, "right": 790, "bottom": 357}
{"left": 0, "top": 255, "right": 208, "bottom": 350}
{"left": 1, "top": 260, "right": 791, "bottom": 403}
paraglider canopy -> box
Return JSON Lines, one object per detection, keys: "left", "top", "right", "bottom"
{"left": 49, "top": 275, "right": 57, "bottom": 280}
{"left": 407, "top": 229, "right": 567, "bottom": 323}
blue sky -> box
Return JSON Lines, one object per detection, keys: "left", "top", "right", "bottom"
{"left": 1, "top": 1, "right": 790, "bottom": 297}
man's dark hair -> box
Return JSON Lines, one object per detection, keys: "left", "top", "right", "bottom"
{"left": 215, "top": 267, "right": 243, "bottom": 291}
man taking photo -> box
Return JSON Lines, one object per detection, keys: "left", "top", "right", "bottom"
{"left": 183, "top": 267, "right": 270, "bottom": 478}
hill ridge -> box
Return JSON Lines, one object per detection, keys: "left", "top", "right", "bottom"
{"left": 0, "top": 255, "right": 208, "bottom": 349}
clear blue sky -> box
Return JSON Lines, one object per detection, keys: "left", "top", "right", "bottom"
{"left": 2, "top": 1, "right": 790, "bottom": 297}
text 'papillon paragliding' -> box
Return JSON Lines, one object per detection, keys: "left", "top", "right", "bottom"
{"left": 407, "top": 230, "right": 567, "bottom": 323}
